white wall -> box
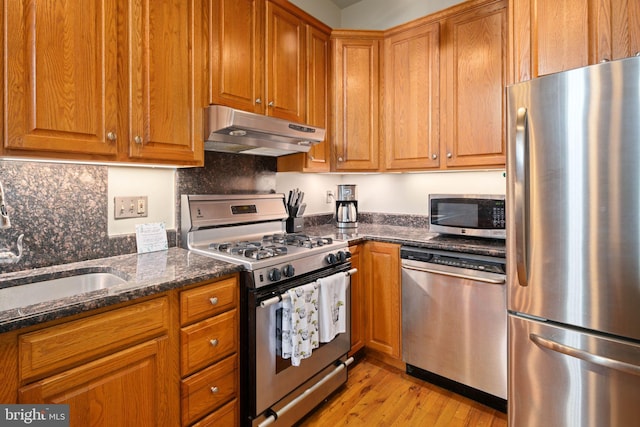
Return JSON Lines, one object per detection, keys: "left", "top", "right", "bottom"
{"left": 276, "top": 170, "right": 506, "bottom": 215}
{"left": 107, "top": 167, "right": 176, "bottom": 235}
{"left": 289, "top": 0, "right": 467, "bottom": 29}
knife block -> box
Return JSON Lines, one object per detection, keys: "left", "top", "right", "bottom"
{"left": 286, "top": 217, "right": 304, "bottom": 233}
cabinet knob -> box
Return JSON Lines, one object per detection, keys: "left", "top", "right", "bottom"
{"left": 431, "top": 154, "right": 438, "bottom": 160}
{"left": 600, "top": 58, "right": 610, "bottom": 63}
{"left": 447, "top": 152, "right": 452, "bottom": 159}
{"left": 268, "top": 101, "right": 274, "bottom": 107}
{"left": 210, "top": 386, "right": 219, "bottom": 394}
{"left": 338, "top": 157, "right": 344, "bottom": 162}
{"left": 635, "top": 52, "right": 640, "bottom": 57}
{"left": 308, "top": 155, "right": 315, "bottom": 161}
{"left": 134, "top": 135, "right": 143, "bottom": 144}
{"left": 210, "top": 339, "right": 219, "bottom": 347}
{"left": 209, "top": 297, "right": 218, "bottom": 305}
{"left": 106, "top": 132, "right": 117, "bottom": 141}
{"left": 255, "top": 98, "right": 262, "bottom": 104}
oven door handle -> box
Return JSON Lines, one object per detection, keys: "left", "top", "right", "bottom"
{"left": 258, "top": 357, "right": 355, "bottom": 427}
{"left": 260, "top": 268, "right": 358, "bottom": 308}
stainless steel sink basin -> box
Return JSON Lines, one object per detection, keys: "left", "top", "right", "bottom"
{"left": 0, "top": 272, "right": 128, "bottom": 312}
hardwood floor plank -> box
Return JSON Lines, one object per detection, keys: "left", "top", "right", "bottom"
{"left": 298, "top": 357, "right": 507, "bottom": 426}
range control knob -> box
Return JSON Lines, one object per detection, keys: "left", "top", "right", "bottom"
{"left": 336, "top": 251, "right": 349, "bottom": 262}
{"left": 326, "top": 253, "right": 337, "bottom": 265}
{"left": 282, "top": 264, "right": 295, "bottom": 277}
{"left": 268, "top": 268, "right": 282, "bottom": 281}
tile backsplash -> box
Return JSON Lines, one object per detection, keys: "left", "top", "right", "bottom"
{"left": 0, "top": 152, "right": 277, "bottom": 274}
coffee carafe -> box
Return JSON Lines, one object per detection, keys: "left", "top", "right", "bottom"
{"left": 336, "top": 184, "right": 358, "bottom": 229}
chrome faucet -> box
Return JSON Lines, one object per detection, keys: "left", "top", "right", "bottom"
{"left": 0, "top": 180, "right": 10, "bottom": 229}
{"left": 0, "top": 180, "right": 23, "bottom": 264}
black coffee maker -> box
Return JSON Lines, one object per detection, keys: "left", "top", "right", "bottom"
{"left": 336, "top": 184, "right": 358, "bottom": 229}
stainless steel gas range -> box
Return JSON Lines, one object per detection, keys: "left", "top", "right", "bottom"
{"left": 181, "top": 194, "right": 355, "bottom": 427}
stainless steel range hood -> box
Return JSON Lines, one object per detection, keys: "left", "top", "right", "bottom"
{"left": 204, "top": 105, "right": 326, "bottom": 156}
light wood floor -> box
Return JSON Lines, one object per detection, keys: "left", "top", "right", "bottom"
{"left": 299, "top": 357, "right": 508, "bottom": 427}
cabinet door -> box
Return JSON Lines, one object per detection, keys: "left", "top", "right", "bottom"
{"left": 209, "top": 0, "right": 264, "bottom": 114}
{"left": 364, "top": 241, "right": 401, "bottom": 359}
{"left": 383, "top": 22, "right": 440, "bottom": 170}
{"left": 5, "top": 0, "right": 119, "bottom": 157}
{"left": 19, "top": 337, "right": 174, "bottom": 427}
{"left": 348, "top": 245, "right": 365, "bottom": 356}
{"left": 265, "top": 2, "right": 306, "bottom": 122}
{"left": 127, "top": 0, "right": 204, "bottom": 165}
{"left": 277, "top": 24, "right": 330, "bottom": 172}
{"left": 332, "top": 33, "right": 381, "bottom": 171}
{"left": 606, "top": 0, "right": 640, "bottom": 60}
{"left": 441, "top": 0, "right": 506, "bottom": 168}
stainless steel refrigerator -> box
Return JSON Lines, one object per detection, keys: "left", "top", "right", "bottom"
{"left": 507, "top": 56, "right": 640, "bottom": 426}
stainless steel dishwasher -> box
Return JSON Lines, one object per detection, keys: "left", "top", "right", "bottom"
{"left": 401, "top": 246, "right": 507, "bottom": 409}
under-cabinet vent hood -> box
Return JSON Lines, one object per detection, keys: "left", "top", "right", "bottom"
{"left": 204, "top": 105, "right": 326, "bottom": 156}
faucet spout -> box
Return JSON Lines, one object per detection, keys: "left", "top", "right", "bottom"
{"left": 0, "top": 181, "right": 10, "bottom": 229}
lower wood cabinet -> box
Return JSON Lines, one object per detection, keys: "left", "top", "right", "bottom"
{"left": 348, "top": 244, "right": 365, "bottom": 356}
{"left": 179, "top": 276, "right": 240, "bottom": 426}
{"left": 0, "top": 273, "right": 240, "bottom": 427}
{"left": 363, "top": 241, "right": 402, "bottom": 366}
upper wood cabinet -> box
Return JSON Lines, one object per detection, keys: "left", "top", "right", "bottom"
{"left": 440, "top": 0, "right": 507, "bottom": 168}
{"left": 126, "top": 0, "right": 204, "bottom": 165}
{"left": 511, "top": 0, "right": 640, "bottom": 83}
{"left": 3, "top": 0, "right": 204, "bottom": 166}
{"left": 5, "top": 0, "right": 119, "bottom": 158}
{"left": 383, "top": 22, "right": 441, "bottom": 170}
{"left": 331, "top": 31, "right": 382, "bottom": 171}
{"left": 277, "top": 25, "right": 331, "bottom": 172}
{"left": 209, "top": 0, "right": 322, "bottom": 123}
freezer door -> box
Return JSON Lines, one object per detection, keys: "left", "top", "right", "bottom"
{"left": 506, "top": 56, "right": 640, "bottom": 340}
{"left": 509, "top": 314, "right": 640, "bottom": 427}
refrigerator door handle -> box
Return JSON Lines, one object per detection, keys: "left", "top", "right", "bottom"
{"left": 514, "top": 107, "right": 529, "bottom": 287}
{"left": 530, "top": 333, "right": 640, "bottom": 377}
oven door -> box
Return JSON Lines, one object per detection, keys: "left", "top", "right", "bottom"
{"left": 249, "top": 263, "right": 352, "bottom": 419}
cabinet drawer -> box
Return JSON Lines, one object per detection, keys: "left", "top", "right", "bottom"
{"left": 180, "top": 277, "right": 238, "bottom": 326}
{"left": 181, "top": 309, "right": 237, "bottom": 376}
{"left": 191, "top": 398, "right": 238, "bottom": 427}
{"left": 20, "top": 297, "right": 169, "bottom": 381}
{"left": 181, "top": 355, "right": 238, "bottom": 426}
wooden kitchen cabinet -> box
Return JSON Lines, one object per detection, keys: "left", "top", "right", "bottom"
{"left": 383, "top": 21, "right": 441, "bottom": 170}
{"left": 363, "top": 241, "right": 402, "bottom": 366}
{"left": 3, "top": 0, "right": 203, "bottom": 166}
{"left": 15, "top": 297, "right": 178, "bottom": 426}
{"left": 440, "top": 0, "right": 507, "bottom": 168}
{"left": 332, "top": 31, "right": 383, "bottom": 171}
{"left": 277, "top": 24, "right": 332, "bottom": 172}
{"left": 209, "top": 0, "right": 330, "bottom": 124}
{"left": 179, "top": 276, "right": 240, "bottom": 426}
{"left": 348, "top": 244, "right": 365, "bottom": 356}
{"left": 511, "top": 0, "right": 640, "bottom": 83}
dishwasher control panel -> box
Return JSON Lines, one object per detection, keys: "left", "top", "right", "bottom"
{"left": 400, "top": 247, "right": 505, "bottom": 275}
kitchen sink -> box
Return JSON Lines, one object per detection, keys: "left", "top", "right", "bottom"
{"left": 0, "top": 271, "right": 129, "bottom": 312}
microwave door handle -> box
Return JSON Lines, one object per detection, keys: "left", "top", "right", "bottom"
{"left": 515, "top": 107, "right": 530, "bottom": 287}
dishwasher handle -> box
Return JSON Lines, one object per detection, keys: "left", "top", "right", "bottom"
{"left": 402, "top": 263, "right": 506, "bottom": 285}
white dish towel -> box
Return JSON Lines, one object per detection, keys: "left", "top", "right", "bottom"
{"left": 318, "top": 272, "right": 347, "bottom": 343}
{"left": 281, "top": 282, "right": 319, "bottom": 366}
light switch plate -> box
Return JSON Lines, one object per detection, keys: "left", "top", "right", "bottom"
{"left": 114, "top": 196, "right": 148, "bottom": 219}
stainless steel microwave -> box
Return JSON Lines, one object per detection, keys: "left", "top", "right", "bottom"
{"left": 428, "top": 194, "right": 506, "bottom": 239}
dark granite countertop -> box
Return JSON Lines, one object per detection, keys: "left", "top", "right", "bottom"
{"left": 0, "top": 247, "right": 242, "bottom": 333}
{"left": 305, "top": 223, "right": 506, "bottom": 258}
{"left": 0, "top": 222, "right": 505, "bottom": 334}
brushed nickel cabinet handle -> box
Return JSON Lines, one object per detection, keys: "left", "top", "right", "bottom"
{"left": 209, "top": 297, "right": 218, "bottom": 305}
{"left": 210, "top": 339, "right": 219, "bottom": 347}
{"left": 256, "top": 98, "right": 262, "bottom": 104}
{"left": 210, "top": 386, "right": 219, "bottom": 394}
{"left": 106, "top": 132, "right": 117, "bottom": 141}
{"left": 134, "top": 135, "right": 143, "bottom": 144}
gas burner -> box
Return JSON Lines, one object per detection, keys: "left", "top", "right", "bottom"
{"left": 285, "top": 234, "right": 334, "bottom": 248}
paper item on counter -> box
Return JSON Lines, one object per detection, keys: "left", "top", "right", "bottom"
{"left": 135, "top": 222, "right": 168, "bottom": 254}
